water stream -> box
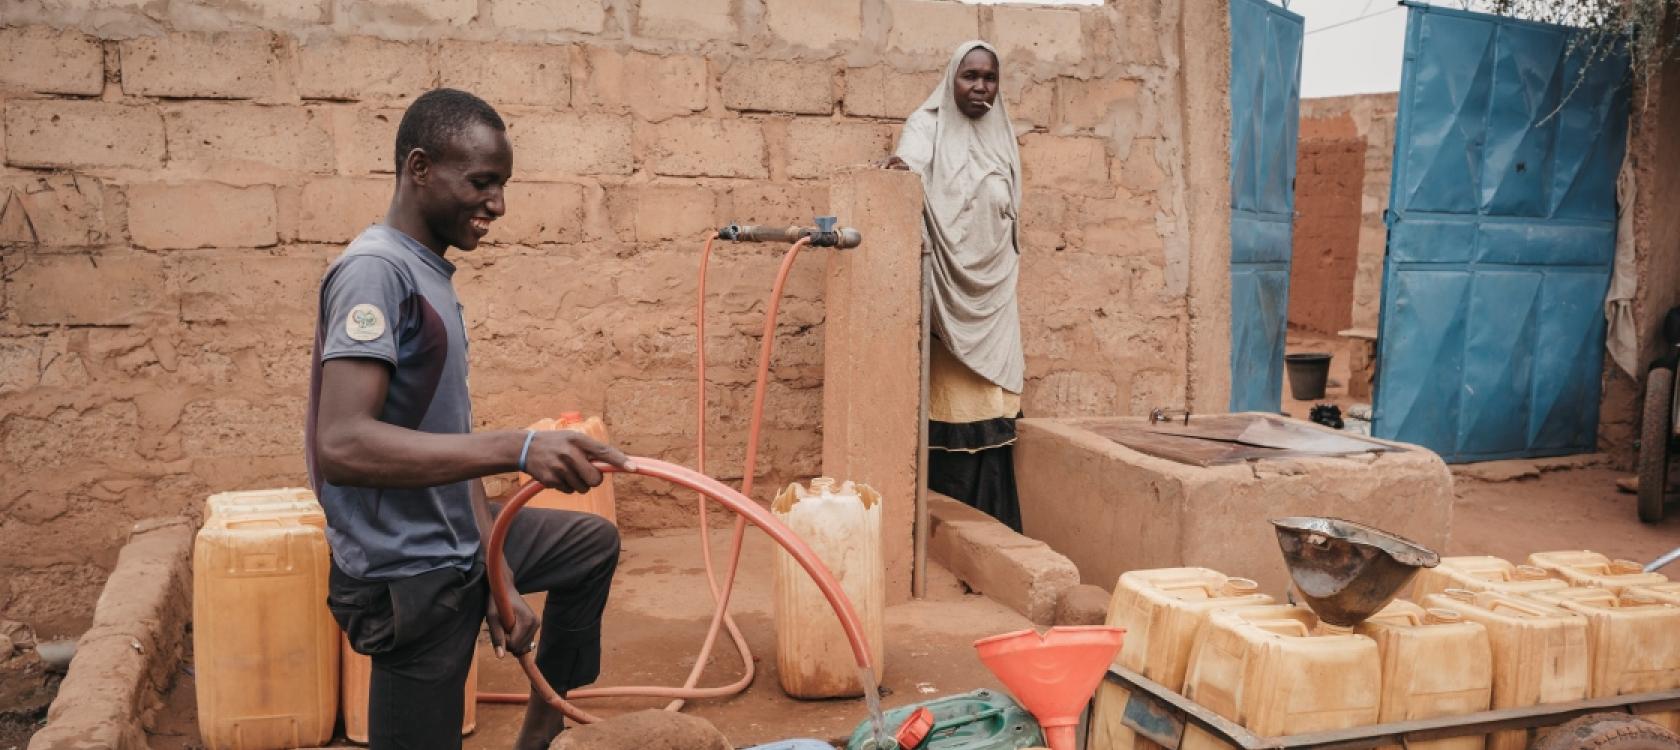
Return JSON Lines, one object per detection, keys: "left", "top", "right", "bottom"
{"left": 857, "top": 665, "right": 892, "bottom": 749}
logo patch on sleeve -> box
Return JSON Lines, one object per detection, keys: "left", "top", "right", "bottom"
{"left": 345, "top": 303, "right": 387, "bottom": 342}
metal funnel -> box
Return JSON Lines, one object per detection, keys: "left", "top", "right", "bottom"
{"left": 1272, "top": 517, "right": 1440, "bottom": 628}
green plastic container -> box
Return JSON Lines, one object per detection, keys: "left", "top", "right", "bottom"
{"left": 845, "top": 689, "right": 1044, "bottom": 750}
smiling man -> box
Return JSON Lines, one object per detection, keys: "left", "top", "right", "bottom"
{"left": 306, "top": 88, "right": 630, "bottom": 750}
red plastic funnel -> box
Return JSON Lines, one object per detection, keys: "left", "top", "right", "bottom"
{"left": 973, "top": 626, "right": 1125, "bottom": 750}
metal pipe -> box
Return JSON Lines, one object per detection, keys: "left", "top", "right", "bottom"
{"left": 717, "top": 219, "right": 862, "bottom": 249}
{"left": 1647, "top": 545, "right": 1680, "bottom": 574}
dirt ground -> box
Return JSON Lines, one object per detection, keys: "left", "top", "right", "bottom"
{"left": 2, "top": 715, "right": 44, "bottom": 750}
{"left": 1448, "top": 465, "right": 1680, "bottom": 563}
{"left": 136, "top": 463, "right": 1680, "bottom": 750}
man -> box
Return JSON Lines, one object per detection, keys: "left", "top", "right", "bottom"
{"left": 306, "top": 88, "right": 628, "bottom": 750}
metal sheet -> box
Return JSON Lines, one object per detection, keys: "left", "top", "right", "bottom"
{"left": 1085, "top": 415, "right": 1396, "bottom": 467}
{"left": 1374, "top": 3, "right": 1629, "bottom": 462}
{"left": 1229, "top": 0, "right": 1304, "bottom": 414}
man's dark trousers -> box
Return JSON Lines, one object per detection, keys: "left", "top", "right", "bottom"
{"left": 330, "top": 507, "right": 620, "bottom": 749}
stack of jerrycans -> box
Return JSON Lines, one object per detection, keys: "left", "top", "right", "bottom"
{"left": 194, "top": 488, "right": 338, "bottom": 750}
{"left": 1089, "top": 568, "right": 1272, "bottom": 750}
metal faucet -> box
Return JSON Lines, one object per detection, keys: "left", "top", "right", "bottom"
{"left": 717, "top": 215, "right": 863, "bottom": 249}
{"left": 1149, "top": 407, "right": 1191, "bottom": 426}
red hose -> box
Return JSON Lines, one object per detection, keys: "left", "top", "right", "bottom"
{"left": 477, "top": 237, "right": 826, "bottom": 719}
{"left": 486, "top": 460, "right": 874, "bottom": 724}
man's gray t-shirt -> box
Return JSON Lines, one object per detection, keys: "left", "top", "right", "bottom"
{"left": 306, "top": 224, "right": 478, "bottom": 581}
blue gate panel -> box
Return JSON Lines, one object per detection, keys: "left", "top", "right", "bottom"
{"left": 1459, "top": 271, "right": 1540, "bottom": 455}
{"left": 1228, "top": 0, "right": 1303, "bottom": 414}
{"left": 1553, "top": 49, "right": 1632, "bottom": 220}
{"left": 1232, "top": 212, "right": 1293, "bottom": 265}
{"left": 1378, "top": 271, "right": 1470, "bottom": 452}
{"left": 1475, "top": 222, "right": 1615, "bottom": 266}
{"left": 1530, "top": 270, "right": 1613, "bottom": 451}
{"left": 1388, "top": 219, "right": 1478, "bottom": 264}
{"left": 1394, "top": 18, "right": 1495, "bottom": 214}
{"left": 1374, "top": 3, "right": 1629, "bottom": 461}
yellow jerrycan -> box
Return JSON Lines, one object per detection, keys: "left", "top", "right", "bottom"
{"left": 1423, "top": 590, "right": 1590, "bottom": 750}
{"left": 771, "top": 477, "right": 885, "bottom": 698}
{"left": 1356, "top": 600, "right": 1493, "bottom": 750}
{"left": 204, "top": 487, "right": 321, "bottom": 524}
{"left": 1180, "top": 604, "right": 1381, "bottom": 750}
{"left": 1090, "top": 568, "right": 1273, "bottom": 750}
{"left": 1526, "top": 550, "right": 1667, "bottom": 593}
{"left": 1409, "top": 556, "right": 1567, "bottom": 600}
{"left": 515, "top": 412, "right": 618, "bottom": 524}
{"left": 1526, "top": 587, "right": 1680, "bottom": 733}
{"left": 193, "top": 509, "right": 338, "bottom": 750}
{"left": 1626, "top": 582, "right": 1680, "bottom": 606}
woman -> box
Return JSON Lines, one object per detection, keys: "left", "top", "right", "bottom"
{"left": 886, "top": 41, "right": 1026, "bottom": 532}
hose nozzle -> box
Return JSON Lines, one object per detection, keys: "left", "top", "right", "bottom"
{"left": 717, "top": 216, "right": 862, "bottom": 249}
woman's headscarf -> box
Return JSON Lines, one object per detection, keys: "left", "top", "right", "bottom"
{"left": 894, "top": 40, "right": 1025, "bottom": 394}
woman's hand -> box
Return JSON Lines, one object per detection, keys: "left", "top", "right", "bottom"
{"left": 879, "top": 155, "right": 909, "bottom": 171}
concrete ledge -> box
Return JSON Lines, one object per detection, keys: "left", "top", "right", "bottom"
{"left": 928, "top": 493, "right": 1079, "bottom": 626}
{"left": 29, "top": 518, "right": 194, "bottom": 750}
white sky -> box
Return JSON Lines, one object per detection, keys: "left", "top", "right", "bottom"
{"left": 1290, "top": 0, "right": 1410, "bottom": 98}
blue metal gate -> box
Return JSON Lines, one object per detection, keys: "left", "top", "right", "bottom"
{"left": 1373, "top": 3, "right": 1630, "bottom": 461}
{"left": 1229, "top": 0, "right": 1304, "bottom": 413}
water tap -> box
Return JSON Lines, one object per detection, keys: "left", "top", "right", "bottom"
{"left": 716, "top": 216, "right": 863, "bottom": 249}
{"left": 1149, "top": 407, "right": 1191, "bottom": 426}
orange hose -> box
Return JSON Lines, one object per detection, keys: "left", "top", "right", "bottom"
{"left": 476, "top": 236, "right": 816, "bottom": 717}
{"left": 486, "top": 460, "right": 874, "bottom": 724}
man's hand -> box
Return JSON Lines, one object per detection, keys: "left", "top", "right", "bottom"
{"left": 487, "top": 593, "right": 539, "bottom": 658}
{"left": 524, "top": 431, "right": 634, "bottom": 494}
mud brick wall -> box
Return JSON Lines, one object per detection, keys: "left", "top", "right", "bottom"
{"left": 0, "top": 0, "right": 1231, "bottom": 634}
{"left": 1287, "top": 114, "right": 1363, "bottom": 335}
{"left": 1608, "top": 47, "right": 1680, "bottom": 467}
{"left": 1298, "top": 93, "right": 1396, "bottom": 335}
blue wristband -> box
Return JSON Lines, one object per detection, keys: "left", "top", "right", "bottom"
{"left": 518, "top": 429, "right": 537, "bottom": 474}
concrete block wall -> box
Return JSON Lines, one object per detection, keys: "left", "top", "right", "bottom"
{"left": 0, "top": 0, "right": 1231, "bottom": 634}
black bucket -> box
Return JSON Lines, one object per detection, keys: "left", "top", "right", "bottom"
{"left": 1285, "top": 352, "right": 1333, "bottom": 401}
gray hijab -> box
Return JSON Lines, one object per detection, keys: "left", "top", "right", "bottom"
{"left": 894, "top": 40, "right": 1025, "bottom": 394}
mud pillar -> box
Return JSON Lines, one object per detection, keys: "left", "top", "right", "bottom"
{"left": 824, "top": 167, "right": 924, "bottom": 604}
